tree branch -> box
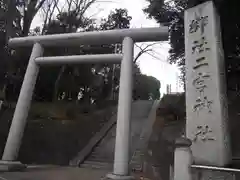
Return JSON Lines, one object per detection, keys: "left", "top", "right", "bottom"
{"left": 79, "top": 0, "right": 96, "bottom": 16}
{"left": 53, "top": 0, "right": 61, "bottom": 14}
{"left": 41, "top": 3, "right": 50, "bottom": 34}
{"left": 134, "top": 49, "right": 153, "bottom": 63}
{"left": 66, "top": 0, "right": 73, "bottom": 12}
{"left": 48, "top": 0, "right": 59, "bottom": 21}
{"left": 36, "top": 0, "right": 46, "bottom": 12}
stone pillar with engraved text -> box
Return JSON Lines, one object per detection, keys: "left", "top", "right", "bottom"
{"left": 185, "top": 1, "right": 231, "bottom": 166}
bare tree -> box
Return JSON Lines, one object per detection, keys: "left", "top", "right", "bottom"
{"left": 40, "top": 0, "right": 61, "bottom": 34}
{"left": 21, "top": 0, "right": 47, "bottom": 36}
{"left": 47, "top": 0, "right": 100, "bottom": 101}
{"left": 134, "top": 42, "right": 163, "bottom": 63}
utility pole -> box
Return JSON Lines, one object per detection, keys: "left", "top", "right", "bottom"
{"left": 166, "top": 84, "right": 169, "bottom": 94}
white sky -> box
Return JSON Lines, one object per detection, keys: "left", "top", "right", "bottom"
{"left": 32, "top": 0, "right": 184, "bottom": 95}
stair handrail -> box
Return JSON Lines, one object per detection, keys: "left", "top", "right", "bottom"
{"left": 191, "top": 164, "right": 240, "bottom": 173}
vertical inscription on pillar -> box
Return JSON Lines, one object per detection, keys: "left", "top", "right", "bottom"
{"left": 185, "top": 1, "right": 231, "bottom": 166}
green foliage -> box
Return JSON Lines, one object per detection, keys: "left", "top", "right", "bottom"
{"left": 144, "top": 0, "right": 240, "bottom": 92}
{"left": 0, "top": 7, "right": 126, "bottom": 102}
{"left": 100, "top": 8, "right": 132, "bottom": 30}
{"left": 0, "top": 3, "right": 161, "bottom": 104}
{"left": 0, "top": 103, "right": 115, "bottom": 165}
{"left": 157, "top": 93, "right": 186, "bottom": 121}
{"left": 133, "top": 74, "right": 161, "bottom": 100}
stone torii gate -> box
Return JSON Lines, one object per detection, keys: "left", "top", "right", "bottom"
{"left": 0, "top": 27, "right": 168, "bottom": 179}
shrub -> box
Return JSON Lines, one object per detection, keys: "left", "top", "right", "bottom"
{"left": 157, "top": 93, "right": 186, "bottom": 121}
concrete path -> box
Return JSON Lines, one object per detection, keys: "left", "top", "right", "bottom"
{"left": 0, "top": 166, "right": 108, "bottom": 180}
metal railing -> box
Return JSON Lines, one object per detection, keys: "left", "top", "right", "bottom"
{"left": 191, "top": 164, "right": 240, "bottom": 173}
{"left": 173, "top": 138, "right": 240, "bottom": 180}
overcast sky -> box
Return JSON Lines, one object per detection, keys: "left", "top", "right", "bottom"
{"left": 32, "top": 0, "right": 184, "bottom": 95}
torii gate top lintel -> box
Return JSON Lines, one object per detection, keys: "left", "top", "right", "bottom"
{"left": 8, "top": 27, "right": 169, "bottom": 47}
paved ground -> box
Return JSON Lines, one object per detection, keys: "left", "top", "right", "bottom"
{"left": 0, "top": 166, "right": 150, "bottom": 180}
{"left": 0, "top": 166, "right": 109, "bottom": 180}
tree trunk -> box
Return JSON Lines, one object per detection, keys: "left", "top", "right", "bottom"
{"left": 5, "top": 0, "right": 15, "bottom": 41}
{"left": 53, "top": 66, "right": 66, "bottom": 101}
{"left": 22, "top": 10, "right": 33, "bottom": 36}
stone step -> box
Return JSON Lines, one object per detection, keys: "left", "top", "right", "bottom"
{"left": 89, "top": 151, "right": 101, "bottom": 156}
{"left": 131, "top": 150, "right": 144, "bottom": 162}
{"left": 81, "top": 161, "right": 113, "bottom": 170}
{"left": 88, "top": 156, "right": 113, "bottom": 163}
{"left": 91, "top": 149, "right": 101, "bottom": 154}
{"left": 88, "top": 151, "right": 114, "bottom": 158}
{"left": 130, "top": 150, "right": 144, "bottom": 171}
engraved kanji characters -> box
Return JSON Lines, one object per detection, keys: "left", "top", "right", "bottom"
{"left": 192, "top": 72, "right": 210, "bottom": 93}
{"left": 189, "top": 12, "right": 213, "bottom": 114}
{"left": 192, "top": 36, "right": 210, "bottom": 69}
{"left": 193, "top": 125, "right": 215, "bottom": 142}
{"left": 192, "top": 36, "right": 210, "bottom": 54}
{"left": 189, "top": 12, "right": 208, "bottom": 34}
{"left": 193, "top": 96, "right": 213, "bottom": 113}
{"left": 193, "top": 57, "right": 209, "bottom": 69}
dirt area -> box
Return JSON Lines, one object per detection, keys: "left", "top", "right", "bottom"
{"left": 0, "top": 101, "right": 116, "bottom": 165}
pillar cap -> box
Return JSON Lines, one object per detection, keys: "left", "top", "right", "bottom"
{"left": 175, "top": 137, "right": 192, "bottom": 148}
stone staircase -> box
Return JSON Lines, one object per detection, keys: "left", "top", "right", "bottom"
{"left": 130, "top": 149, "right": 145, "bottom": 171}
{"left": 130, "top": 100, "right": 160, "bottom": 172}
{"left": 80, "top": 124, "right": 116, "bottom": 170}
{"left": 79, "top": 100, "right": 155, "bottom": 170}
